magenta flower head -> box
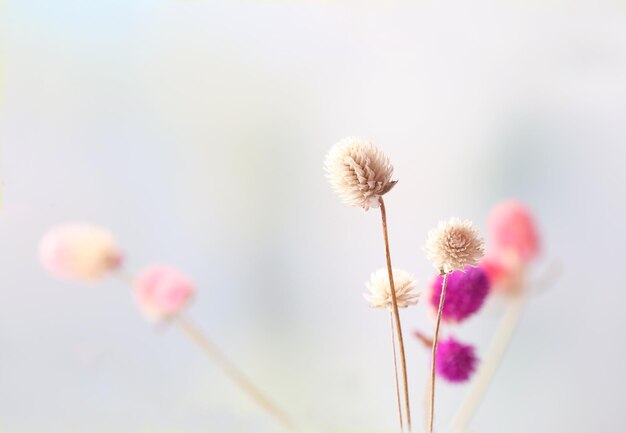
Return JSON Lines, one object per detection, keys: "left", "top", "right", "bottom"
{"left": 435, "top": 336, "right": 478, "bottom": 383}
{"left": 134, "top": 266, "right": 195, "bottom": 321}
{"left": 488, "top": 200, "right": 540, "bottom": 264}
{"left": 429, "top": 265, "right": 490, "bottom": 323}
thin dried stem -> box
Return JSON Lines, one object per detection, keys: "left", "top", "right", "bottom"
{"left": 112, "top": 269, "right": 294, "bottom": 430}
{"left": 389, "top": 311, "right": 405, "bottom": 432}
{"left": 379, "top": 197, "right": 412, "bottom": 431}
{"left": 176, "top": 315, "right": 295, "bottom": 431}
{"left": 428, "top": 272, "right": 448, "bottom": 433}
{"left": 450, "top": 293, "right": 526, "bottom": 432}
{"left": 450, "top": 262, "right": 562, "bottom": 432}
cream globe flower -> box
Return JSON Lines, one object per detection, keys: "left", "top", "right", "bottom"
{"left": 324, "top": 137, "right": 396, "bottom": 210}
{"left": 364, "top": 268, "right": 420, "bottom": 310}
{"left": 424, "top": 217, "right": 485, "bottom": 274}
{"left": 39, "top": 224, "right": 122, "bottom": 282}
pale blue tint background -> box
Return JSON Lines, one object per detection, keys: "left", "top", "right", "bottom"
{"left": 1, "top": 1, "right": 625, "bottom": 432}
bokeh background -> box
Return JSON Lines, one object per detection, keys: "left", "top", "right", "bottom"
{"left": 1, "top": 1, "right": 626, "bottom": 433}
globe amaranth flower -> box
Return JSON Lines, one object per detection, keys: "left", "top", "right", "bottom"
{"left": 324, "top": 137, "right": 397, "bottom": 211}
{"left": 488, "top": 200, "right": 540, "bottom": 263}
{"left": 364, "top": 268, "right": 419, "bottom": 310}
{"left": 429, "top": 265, "right": 490, "bottom": 323}
{"left": 435, "top": 336, "right": 478, "bottom": 383}
{"left": 134, "top": 266, "right": 195, "bottom": 321}
{"left": 39, "top": 224, "right": 122, "bottom": 282}
{"left": 424, "top": 217, "right": 485, "bottom": 274}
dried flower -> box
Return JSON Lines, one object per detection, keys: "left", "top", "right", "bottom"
{"left": 324, "top": 137, "right": 396, "bottom": 210}
{"left": 134, "top": 266, "right": 195, "bottom": 321}
{"left": 364, "top": 268, "right": 419, "bottom": 310}
{"left": 488, "top": 200, "right": 540, "bottom": 263}
{"left": 429, "top": 265, "right": 490, "bottom": 323}
{"left": 39, "top": 224, "right": 122, "bottom": 282}
{"left": 424, "top": 218, "right": 485, "bottom": 274}
{"left": 435, "top": 336, "right": 478, "bottom": 383}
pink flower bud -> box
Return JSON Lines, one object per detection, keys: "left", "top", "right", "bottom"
{"left": 39, "top": 224, "right": 122, "bottom": 282}
{"left": 488, "top": 201, "right": 540, "bottom": 263}
{"left": 134, "top": 266, "right": 195, "bottom": 321}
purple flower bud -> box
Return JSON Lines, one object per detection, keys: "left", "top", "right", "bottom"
{"left": 436, "top": 337, "right": 478, "bottom": 383}
{"left": 430, "top": 265, "right": 490, "bottom": 323}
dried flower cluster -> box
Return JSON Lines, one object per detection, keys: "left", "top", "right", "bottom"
{"left": 364, "top": 268, "right": 420, "bottom": 310}
{"left": 324, "top": 137, "right": 396, "bottom": 210}
{"left": 424, "top": 217, "right": 485, "bottom": 274}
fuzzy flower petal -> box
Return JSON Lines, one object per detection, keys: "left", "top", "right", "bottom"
{"left": 39, "top": 224, "right": 122, "bottom": 282}
{"left": 424, "top": 218, "right": 485, "bottom": 274}
{"left": 364, "top": 268, "right": 420, "bottom": 310}
{"left": 436, "top": 336, "right": 478, "bottom": 383}
{"left": 429, "top": 265, "right": 490, "bottom": 323}
{"left": 488, "top": 200, "right": 540, "bottom": 263}
{"left": 134, "top": 266, "right": 195, "bottom": 321}
{"left": 324, "top": 137, "right": 396, "bottom": 211}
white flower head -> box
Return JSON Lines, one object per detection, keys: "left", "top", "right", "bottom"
{"left": 324, "top": 137, "right": 396, "bottom": 211}
{"left": 424, "top": 217, "right": 485, "bottom": 274}
{"left": 364, "top": 268, "right": 420, "bottom": 310}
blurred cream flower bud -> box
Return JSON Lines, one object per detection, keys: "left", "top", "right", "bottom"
{"left": 424, "top": 218, "right": 485, "bottom": 274}
{"left": 324, "top": 137, "right": 396, "bottom": 210}
{"left": 39, "top": 224, "right": 122, "bottom": 282}
{"left": 364, "top": 268, "right": 419, "bottom": 310}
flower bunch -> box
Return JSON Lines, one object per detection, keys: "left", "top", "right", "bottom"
{"left": 325, "top": 137, "right": 551, "bottom": 433}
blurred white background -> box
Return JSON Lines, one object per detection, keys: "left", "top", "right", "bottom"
{"left": 1, "top": 1, "right": 626, "bottom": 432}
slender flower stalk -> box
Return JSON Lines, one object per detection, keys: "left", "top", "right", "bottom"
{"left": 428, "top": 272, "right": 448, "bottom": 433}
{"left": 117, "top": 268, "right": 295, "bottom": 430}
{"left": 380, "top": 197, "right": 412, "bottom": 431}
{"left": 450, "top": 292, "right": 526, "bottom": 433}
{"left": 176, "top": 315, "right": 295, "bottom": 431}
{"left": 424, "top": 218, "right": 484, "bottom": 433}
{"left": 390, "top": 312, "right": 404, "bottom": 432}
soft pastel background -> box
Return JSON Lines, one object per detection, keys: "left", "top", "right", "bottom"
{"left": 1, "top": 2, "right": 625, "bottom": 433}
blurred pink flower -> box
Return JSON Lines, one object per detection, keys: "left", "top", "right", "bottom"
{"left": 39, "top": 224, "right": 122, "bottom": 282}
{"left": 134, "top": 266, "right": 195, "bottom": 321}
{"left": 482, "top": 252, "right": 525, "bottom": 295}
{"left": 488, "top": 200, "right": 540, "bottom": 263}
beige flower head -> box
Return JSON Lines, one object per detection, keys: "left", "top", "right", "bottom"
{"left": 424, "top": 217, "right": 485, "bottom": 274}
{"left": 364, "top": 268, "right": 420, "bottom": 310}
{"left": 324, "top": 137, "right": 396, "bottom": 210}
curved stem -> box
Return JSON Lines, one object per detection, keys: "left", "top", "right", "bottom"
{"left": 379, "top": 197, "right": 412, "bottom": 431}
{"left": 428, "top": 272, "right": 448, "bottom": 433}
{"left": 177, "top": 315, "right": 295, "bottom": 431}
{"left": 390, "top": 311, "right": 405, "bottom": 432}
{"left": 450, "top": 293, "right": 526, "bottom": 433}
{"left": 113, "top": 270, "right": 294, "bottom": 430}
